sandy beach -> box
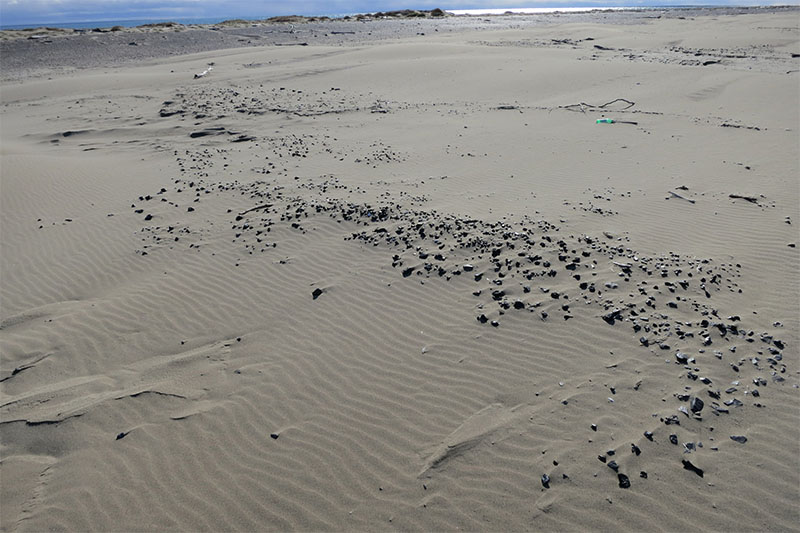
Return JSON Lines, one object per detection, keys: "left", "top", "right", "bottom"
{"left": 1, "top": 8, "right": 799, "bottom": 531}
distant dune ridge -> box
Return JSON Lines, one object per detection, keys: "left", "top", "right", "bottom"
{"left": 1, "top": 7, "right": 798, "bottom": 532}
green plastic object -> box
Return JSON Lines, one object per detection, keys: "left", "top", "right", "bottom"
{"left": 596, "top": 118, "right": 615, "bottom": 124}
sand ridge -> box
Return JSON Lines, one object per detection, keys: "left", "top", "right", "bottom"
{"left": 1, "top": 10, "right": 799, "bottom": 532}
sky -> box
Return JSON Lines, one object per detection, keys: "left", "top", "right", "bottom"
{"left": 0, "top": 0, "right": 781, "bottom": 27}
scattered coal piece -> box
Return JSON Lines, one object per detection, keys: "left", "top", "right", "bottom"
{"left": 682, "top": 459, "right": 704, "bottom": 477}
{"left": 541, "top": 474, "right": 551, "bottom": 489}
{"left": 270, "top": 433, "right": 280, "bottom": 440}
{"left": 312, "top": 288, "right": 324, "bottom": 299}
{"left": 602, "top": 309, "right": 623, "bottom": 325}
{"left": 631, "top": 444, "right": 641, "bottom": 456}
{"left": 730, "top": 435, "right": 748, "bottom": 444}
{"left": 640, "top": 471, "right": 648, "bottom": 479}
{"left": 115, "top": 431, "right": 129, "bottom": 440}
{"left": 669, "top": 434, "right": 679, "bottom": 445}
{"left": 690, "top": 397, "right": 704, "bottom": 413}
{"left": 618, "top": 473, "right": 631, "bottom": 489}
{"left": 644, "top": 431, "right": 654, "bottom": 441}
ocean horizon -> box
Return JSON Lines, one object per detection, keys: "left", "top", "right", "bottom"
{"left": 0, "top": 4, "right": 787, "bottom": 31}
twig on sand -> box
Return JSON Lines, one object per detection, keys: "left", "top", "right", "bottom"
{"left": 729, "top": 194, "right": 760, "bottom": 204}
{"left": 238, "top": 204, "right": 273, "bottom": 217}
{"left": 598, "top": 98, "right": 635, "bottom": 109}
{"left": 560, "top": 98, "right": 635, "bottom": 113}
{"left": 668, "top": 191, "right": 696, "bottom": 204}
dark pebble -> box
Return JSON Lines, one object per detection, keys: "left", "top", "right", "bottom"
{"left": 312, "top": 288, "right": 323, "bottom": 299}
{"left": 682, "top": 459, "right": 704, "bottom": 477}
{"left": 669, "top": 434, "right": 679, "bottom": 445}
{"left": 690, "top": 397, "right": 704, "bottom": 413}
{"left": 640, "top": 471, "right": 648, "bottom": 479}
{"left": 541, "top": 474, "right": 551, "bottom": 489}
{"left": 270, "top": 433, "right": 279, "bottom": 439}
{"left": 730, "top": 435, "right": 748, "bottom": 444}
{"left": 618, "top": 473, "right": 631, "bottom": 488}
{"left": 115, "top": 431, "right": 128, "bottom": 440}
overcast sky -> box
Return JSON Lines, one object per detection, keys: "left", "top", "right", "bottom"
{"left": 0, "top": 0, "right": 767, "bottom": 26}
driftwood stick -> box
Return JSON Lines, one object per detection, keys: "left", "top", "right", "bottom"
{"left": 238, "top": 204, "right": 273, "bottom": 216}
{"left": 560, "top": 98, "right": 635, "bottom": 112}
{"left": 561, "top": 102, "right": 592, "bottom": 112}
{"left": 729, "top": 194, "right": 759, "bottom": 204}
{"left": 669, "top": 191, "right": 696, "bottom": 204}
{"left": 598, "top": 98, "right": 635, "bottom": 109}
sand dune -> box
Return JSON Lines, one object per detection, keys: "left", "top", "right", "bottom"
{"left": 1, "top": 9, "right": 798, "bottom": 532}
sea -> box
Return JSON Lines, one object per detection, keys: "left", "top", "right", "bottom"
{"left": 0, "top": 5, "right": 782, "bottom": 31}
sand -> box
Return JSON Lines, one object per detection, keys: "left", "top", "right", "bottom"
{"left": 1, "top": 8, "right": 799, "bottom": 532}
